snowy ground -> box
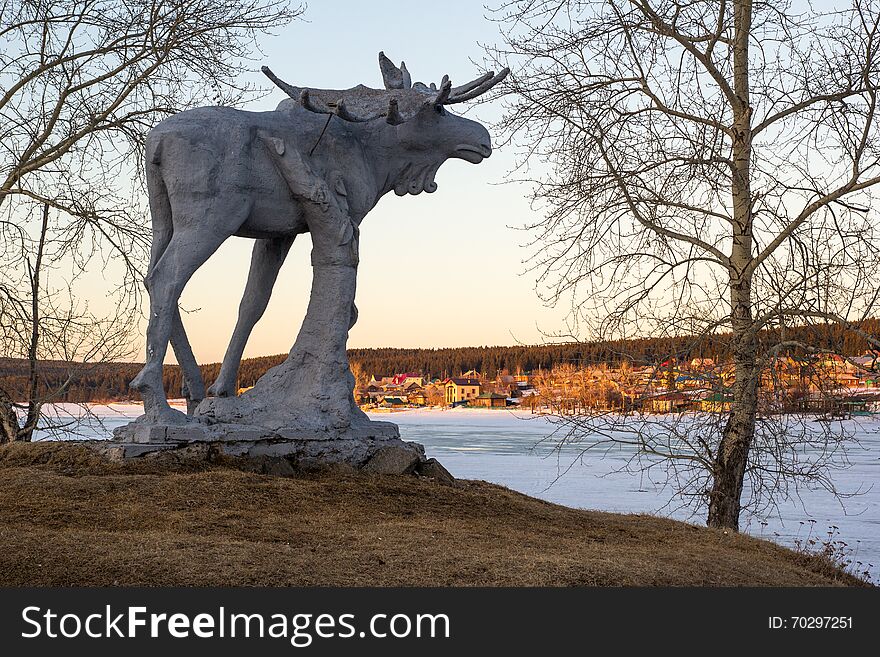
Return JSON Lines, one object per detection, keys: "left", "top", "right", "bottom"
{"left": 26, "top": 402, "right": 880, "bottom": 580}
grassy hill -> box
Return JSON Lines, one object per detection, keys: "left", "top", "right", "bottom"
{"left": 0, "top": 442, "right": 864, "bottom": 586}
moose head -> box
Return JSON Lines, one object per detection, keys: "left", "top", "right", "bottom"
{"left": 262, "top": 52, "right": 509, "bottom": 195}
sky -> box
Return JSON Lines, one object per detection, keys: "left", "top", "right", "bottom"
{"left": 156, "top": 0, "right": 569, "bottom": 364}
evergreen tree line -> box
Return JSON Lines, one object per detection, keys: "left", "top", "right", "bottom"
{"left": 1, "top": 319, "right": 877, "bottom": 403}
{"left": 349, "top": 319, "right": 880, "bottom": 378}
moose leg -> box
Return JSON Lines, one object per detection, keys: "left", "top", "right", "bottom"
{"left": 131, "top": 224, "right": 238, "bottom": 423}
{"left": 208, "top": 235, "right": 294, "bottom": 397}
{"left": 170, "top": 308, "right": 206, "bottom": 414}
{"left": 200, "top": 136, "right": 382, "bottom": 433}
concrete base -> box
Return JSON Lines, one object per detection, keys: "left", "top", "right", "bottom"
{"left": 113, "top": 414, "right": 400, "bottom": 445}
{"left": 105, "top": 415, "right": 435, "bottom": 476}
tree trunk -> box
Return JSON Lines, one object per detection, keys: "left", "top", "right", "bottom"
{"left": 708, "top": 287, "right": 759, "bottom": 529}
{"left": 707, "top": 0, "right": 756, "bottom": 531}
{"left": 0, "top": 204, "right": 49, "bottom": 444}
{"left": 0, "top": 397, "right": 19, "bottom": 444}
{"left": 15, "top": 202, "right": 50, "bottom": 442}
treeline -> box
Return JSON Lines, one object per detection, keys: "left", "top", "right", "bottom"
{"left": 349, "top": 319, "right": 880, "bottom": 377}
{"left": 1, "top": 319, "right": 878, "bottom": 403}
{"left": 0, "top": 356, "right": 290, "bottom": 404}
{"left": 0, "top": 359, "right": 171, "bottom": 404}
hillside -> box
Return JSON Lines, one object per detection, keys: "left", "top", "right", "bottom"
{"left": 0, "top": 442, "right": 862, "bottom": 587}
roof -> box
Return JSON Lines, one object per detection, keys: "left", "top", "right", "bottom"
{"left": 446, "top": 378, "right": 480, "bottom": 386}
{"left": 391, "top": 372, "right": 423, "bottom": 385}
{"left": 647, "top": 392, "right": 688, "bottom": 401}
{"left": 475, "top": 392, "right": 507, "bottom": 399}
{"left": 703, "top": 393, "right": 733, "bottom": 402}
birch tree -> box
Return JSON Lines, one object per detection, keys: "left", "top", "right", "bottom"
{"left": 491, "top": 0, "right": 880, "bottom": 529}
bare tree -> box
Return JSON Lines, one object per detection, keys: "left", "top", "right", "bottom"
{"left": 490, "top": 0, "right": 880, "bottom": 529}
{"left": 0, "top": 0, "right": 302, "bottom": 442}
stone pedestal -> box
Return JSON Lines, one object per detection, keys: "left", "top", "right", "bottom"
{"left": 110, "top": 416, "right": 426, "bottom": 475}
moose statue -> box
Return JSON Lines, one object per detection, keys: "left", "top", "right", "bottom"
{"left": 122, "top": 52, "right": 507, "bottom": 444}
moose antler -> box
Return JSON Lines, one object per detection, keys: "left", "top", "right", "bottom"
{"left": 261, "top": 54, "right": 510, "bottom": 124}
{"left": 261, "top": 66, "right": 300, "bottom": 99}
{"left": 379, "top": 51, "right": 412, "bottom": 90}
{"left": 444, "top": 69, "right": 509, "bottom": 104}
{"left": 450, "top": 72, "right": 493, "bottom": 97}
{"left": 433, "top": 76, "right": 452, "bottom": 105}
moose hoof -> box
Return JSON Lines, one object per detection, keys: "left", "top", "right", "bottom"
{"left": 207, "top": 380, "right": 235, "bottom": 398}
{"left": 145, "top": 405, "right": 189, "bottom": 426}
{"left": 130, "top": 362, "right": 165, "bottom": 394}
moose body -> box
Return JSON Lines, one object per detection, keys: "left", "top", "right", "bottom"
{"left": 131, "top": 54, "right": 506, "bottom": 425}
{"left": 147, "top": 103, "right": 380, "bottom": 242}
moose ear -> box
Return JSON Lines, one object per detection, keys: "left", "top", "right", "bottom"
{"left": 379, "top": 51, "right": 406, "bottom": 90}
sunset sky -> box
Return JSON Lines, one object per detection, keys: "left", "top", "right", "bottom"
{"left": 152, "top": 0, "right": 569, "bottom": 364}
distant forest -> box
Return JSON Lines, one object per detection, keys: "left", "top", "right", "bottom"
{"left": 348, "top": 319, "right": 880, "bottom": 377}
{"left": 1, "top": 319, "right": 878, "bottom": 403}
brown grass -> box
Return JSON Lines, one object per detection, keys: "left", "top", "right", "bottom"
{"left": 0, "top": 442, "right": 863, "bottom": 586}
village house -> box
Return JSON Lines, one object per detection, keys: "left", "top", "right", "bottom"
{"left": 381, "top": 382, "right": 403, "bottom": 395}
{"left": 445, "top": 378, "right": 480, "bottom": 405}
{"left": 401, "top": 379, "right": 425, "bottom": 392}
{"left": 700, "top": 392, "right": 733, "bottom": 413}
{"left": 356, "top": 352, "right": 880, "bottom": 415}
{"left": 379, "top": 395, "right": 408, "bottom": 409}
{"left": 675, "top": 373, "right": 708, "bottom": 388}
{"left": 497, "top": 372, "right": 533, "bottom": 397}
{"left": 471, "top": 392, "right": 508, "bottom": 408}
{"left": 850, "top": 353, "right": 878, "bottom": 372}
{"left": 391, "top": 373, "right": 427, "bottom": 387}
{"left": 642, "top": 391, "right": 689, "bottom": 413}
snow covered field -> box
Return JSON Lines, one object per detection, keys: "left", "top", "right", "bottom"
{"left": 27, "top": 402, "right": 880, "bottom": 579}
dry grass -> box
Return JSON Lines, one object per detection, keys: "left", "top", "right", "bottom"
{"left": 0, "top": 442, "right": 863, "bottom": 586}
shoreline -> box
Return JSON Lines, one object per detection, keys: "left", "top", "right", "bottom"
{"left": 26, "top": 399, "right": 880, "bottom": 422}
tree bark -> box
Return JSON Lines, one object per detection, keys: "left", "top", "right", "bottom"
{"left": 708, "top": 280, "right": 759, "bottom": 529}
{"left": 16, "top": 203, "right": 50, "bottom": 442}
{"left": 707, "top": 0, "right": 756, "bottom": 530}
{"left": 0, "top": 395, "right": 19, "bottom": 444}
{"left": 0, "top": 204, "right": 50, "bottom": 443}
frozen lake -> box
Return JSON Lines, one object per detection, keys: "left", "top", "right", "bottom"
{"left": 29, "top": 402, "right": 880, "bottom": 580}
